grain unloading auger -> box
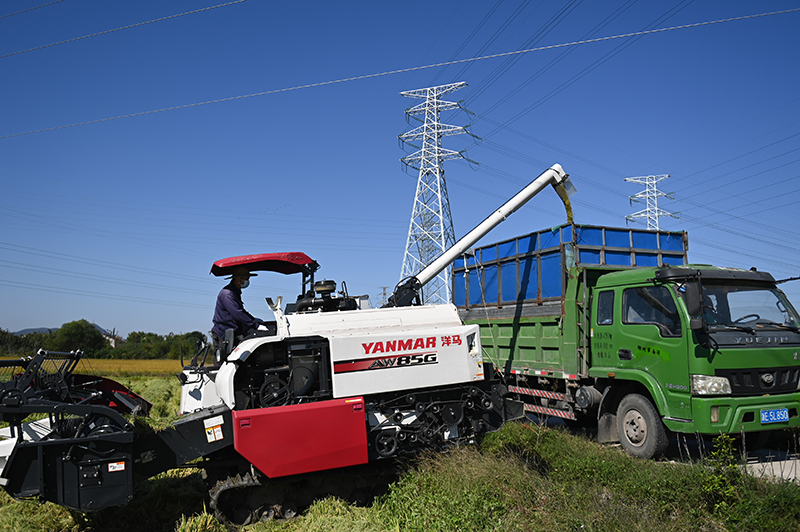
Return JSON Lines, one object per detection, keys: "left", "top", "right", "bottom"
{"left": 386, "top": 163, "right": 574, "bottom": 307}
{"left": 0, "top": 164, "right": 572, "bottom": 523}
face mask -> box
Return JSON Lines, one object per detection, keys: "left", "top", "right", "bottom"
{"left": 240, "top": 279, "right": 250, "bottom": 289}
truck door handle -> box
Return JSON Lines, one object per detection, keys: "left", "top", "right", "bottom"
{"left": 618, "top": 349, "right": 632, "bottom": 360}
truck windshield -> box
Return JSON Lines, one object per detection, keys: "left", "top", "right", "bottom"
{"left": 702, "top": 282, "right": 800, "bottom": 330}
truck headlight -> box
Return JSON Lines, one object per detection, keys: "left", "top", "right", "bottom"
{"left": 691, "top": 375, "right": 732, "bottom": 396}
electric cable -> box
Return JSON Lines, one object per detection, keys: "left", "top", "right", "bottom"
{"left": 472, "top": 134, "right": 800, "bottom": 250}
{"left": 0, "top": 0, "right": 66, "bottom": 20}
{"left": 660, "top": 96, "right": 800, "bottom": 166}
{"left": 475, "top": 0, "right": 641, "bottom": 116}
{"left": 0, "top": 258, "right": 288, "bottom": 295}
{"left": 426, "top": 0, "right": 506, "bottom": 87}
{"left": 445, "top": 0, "right": 547, "bottom": 91}
{"left": 672, "top": 133, "right": 800, "bottom": 191}
{"left": 448, "top": 126, "right": 800, "bottom": 260}
{"left": 480, "top": 0, "right": 697, "bottom": 138}
{"left": 0, "top": 0, "right": 249, "bottom": 60}
{"left": 3, "top": 7, "right": 798, "bottom": 140}
{"left": 467, "top": 0, "right": 587, "bottom": 105}
{"left": 0, "top": 279, "right": 208, "bottom": 309}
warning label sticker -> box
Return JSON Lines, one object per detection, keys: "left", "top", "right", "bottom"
{"left": 205, "top": 425, "right": 223, "bottom": 443}
{"left": 204, "top": 415, "right": 225, "bottom": 443}
{"left": 108, "top": 461, "right": 126, "bottom": 473}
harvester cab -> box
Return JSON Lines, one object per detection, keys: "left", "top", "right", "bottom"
{"left": 206, "top": 251, "right": 363, "bottom": 363}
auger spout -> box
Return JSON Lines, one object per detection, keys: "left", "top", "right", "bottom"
{"left": 386, "top": 163, "right": 574, "bottom": 307}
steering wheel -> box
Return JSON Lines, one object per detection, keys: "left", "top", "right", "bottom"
{"left": 733, "top": 313, "right": 760, "bottom": 323}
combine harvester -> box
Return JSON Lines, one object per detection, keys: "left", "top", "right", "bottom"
{"left": 0, "top": 164, "right": 574, "bottom": 524}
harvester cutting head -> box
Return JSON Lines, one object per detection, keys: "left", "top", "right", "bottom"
{"left": 0, "top": 350, "right": 150, "bottom": 423}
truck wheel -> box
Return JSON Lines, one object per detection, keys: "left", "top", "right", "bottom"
{"left": 616, "top": 394, "right": 668, "bottom": 459}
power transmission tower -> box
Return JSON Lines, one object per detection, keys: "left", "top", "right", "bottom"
{"left": 377, "top": 286, "right": 390, "bottom": 307}
{"left": 624, "top": 174, "right": 677, "bottom": 231}
{"left": 398, "top": 82, "right": 473, "bottom": 305}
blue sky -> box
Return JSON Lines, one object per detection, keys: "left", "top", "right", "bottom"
{"left": 1, "top": 1, "right": 799, "bottom": 337}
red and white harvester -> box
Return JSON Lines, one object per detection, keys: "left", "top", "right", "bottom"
{"left": 0, "top": 164, "right": 571, "bottom": 523}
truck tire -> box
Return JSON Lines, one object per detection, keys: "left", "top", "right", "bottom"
{"left": 616, "top": 394, "right": 668, "bottom": 459}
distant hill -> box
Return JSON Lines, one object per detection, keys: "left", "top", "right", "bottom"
{"left": 14, "top": 323, "right": 109, "bottom": 336}
{"left": 13, "top": 327, "right": 58, "bottom": 336}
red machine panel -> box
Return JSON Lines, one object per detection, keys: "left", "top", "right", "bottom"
{"left": 232, "top": 397, "right": 368, "bottom": 478}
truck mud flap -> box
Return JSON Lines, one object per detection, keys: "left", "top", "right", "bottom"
{"left": 596, "top": 412, "right": 619, "bottom": 444}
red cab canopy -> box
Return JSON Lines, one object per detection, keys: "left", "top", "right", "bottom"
{"left": 211, "top": 252, "right": 315, "bottom": 277}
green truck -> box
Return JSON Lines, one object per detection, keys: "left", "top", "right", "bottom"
{"left": 455, "top": 223, "right": 800, "bottom": 458}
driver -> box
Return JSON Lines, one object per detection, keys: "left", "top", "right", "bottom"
{"left": 211, "top": 266, "right": 264, "bottom": 349}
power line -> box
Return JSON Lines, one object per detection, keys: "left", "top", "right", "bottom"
{"left": 0, "top": 179, "right": 406, "bottom": 229}
{"left": 0, "top": 0, "right": 66, "bottom": 20}
{"left": 0, "top": 0, "right": 249, "bottom": 60}
{"left": 0, "top": 258, "right": 290, "bottom": 295}
{"left": 688, "top": 237, "right": 799, "bottom": 272}
{"left": 0, "top": 259, "right": 213, "bottom": 294}
{"left": 443, "top": 0, "right": 549, "bottom": 92}
{"left": 480, "top": 1, "right": 697, "bottom": 138}
{"left": 0, "top": 241, "right": 195, "bottom": 281}
{"left": 0, "top": 279, "right": 208, "bottom": 309}
{"left": 477, "top": 132, "right": 800, "bottom": 255}
{"left": 466, "top": 0, "right": 587, "bottom": 105}
{"left": 661, "top": 96, "right": 800, "bottom": 165}
{"left": 448, "top": 118, "right": 800, "bottom": 264}
{"left": 425, "top": 0, "right": 506, "bottom": 87}
{"left": 3, "top": 7, "right": 798, "bottom": 140}
{"left": 0, "top": 202, "right": 405, "bottom": 237}
{"left": 673, "top": 134, "right": 800, "bottom": 192}
{"left": 475, "top": 111, "right": 800, "bottom": 247}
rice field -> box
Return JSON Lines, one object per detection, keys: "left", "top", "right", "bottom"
{"left": 0, "top": 357, "right": 185, "bottom": 377}
{"left": 77, "top": 358, "right": 185, "bottom": 377}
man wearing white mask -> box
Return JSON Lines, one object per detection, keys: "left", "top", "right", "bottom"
{"left": 211, "top": 266, "right": 264, "bottom": 353}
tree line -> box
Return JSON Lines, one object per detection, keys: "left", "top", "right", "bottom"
{"left": 0, "top": 320, "right": 206, "bottom": 359}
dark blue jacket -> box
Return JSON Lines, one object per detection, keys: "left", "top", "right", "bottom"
{"left": 212, "top": 281, "right": 259, "bottom": 338}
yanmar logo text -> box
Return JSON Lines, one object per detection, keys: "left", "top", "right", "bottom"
{"left": 334, "top": 335, "right": 461, "bottom": 374}
{"left": 363, "top": 336, "right": 437, "bottom": 354}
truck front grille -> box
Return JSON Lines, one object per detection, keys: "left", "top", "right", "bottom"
{"left": 716, "top": 366, "right": 800, "bottom": 396}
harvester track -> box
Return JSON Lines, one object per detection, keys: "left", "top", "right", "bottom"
{"left": 207, "top": 461, "right": 397, "bottom": 525}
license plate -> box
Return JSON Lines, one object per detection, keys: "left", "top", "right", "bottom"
{"left": 760, "top": 408, "right": 789, "bottom": 424}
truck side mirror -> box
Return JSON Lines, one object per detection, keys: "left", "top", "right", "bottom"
{"left": 684, "top": 282, "right": 705, "bottom": 331}
{"left": 690, "top": 317, "right": 705, "bottom": 331}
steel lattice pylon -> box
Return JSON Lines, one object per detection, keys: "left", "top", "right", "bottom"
{"left": 624, "top": 174, "right": 677, "bottom": 231}
{"left": 399, "top": 82, "right": 470, "bottom": 305}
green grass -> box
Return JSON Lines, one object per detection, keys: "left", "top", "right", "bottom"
{"left": 1, "top": 375, "right": 799, "bottom": 531}
{"left": 121, "top": 374, "right": 183, "bottom": 418}
{"left": 233, "top": 423, "right": 800, "bottom": 532}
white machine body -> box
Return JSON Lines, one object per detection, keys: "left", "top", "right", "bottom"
{"left": 180, "top": 303, "right": 483, "bottom": 413}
